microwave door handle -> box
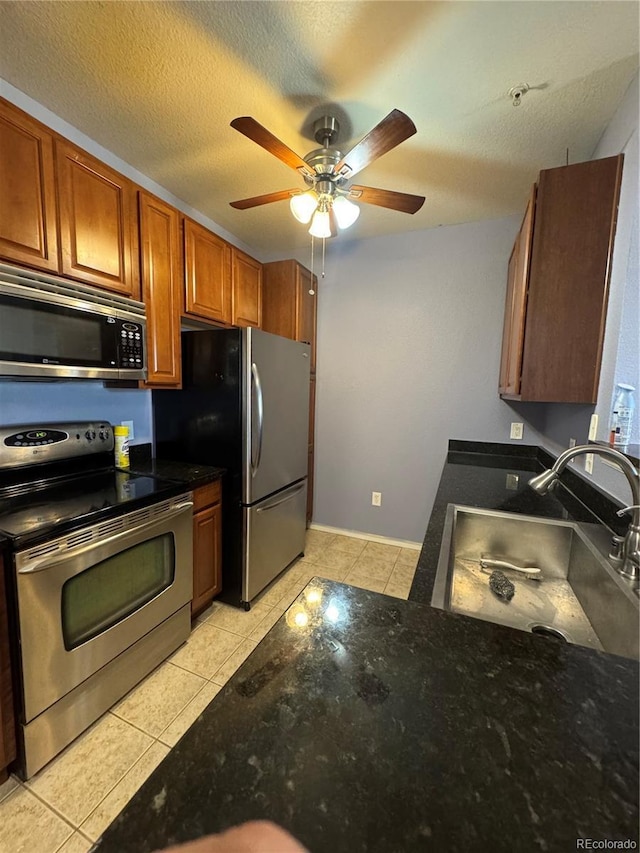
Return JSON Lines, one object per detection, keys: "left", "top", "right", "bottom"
{"left": 18, "top": 501, "right": 194, "bottom": 574}
{"left": 251, "top": 362, "right": 264, "bottom": 477}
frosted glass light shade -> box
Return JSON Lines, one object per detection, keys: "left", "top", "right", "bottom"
{"left": 332, "top": 196, "right": 360, "bottom": 229}
{"left": 290, "top": 192, "right": 318, "bottom": 224}
{"left": 309, "top": 209, "right": 332, "bottom": 238}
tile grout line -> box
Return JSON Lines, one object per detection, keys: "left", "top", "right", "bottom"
{"left": 28, "top": 733, "right": 160, "bottom": 835}
{"left": 78, "top": 739, "right": 167, "bottom": 841}
{"left": 17, "top": 780, "right": 83, "bottom": 838}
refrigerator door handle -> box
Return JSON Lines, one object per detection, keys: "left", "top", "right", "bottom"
{"left": 251, "top": 362, "right": 264, "bottom": 477}
{"left": 256, "top": 481, "right": 306, "bottom": 512}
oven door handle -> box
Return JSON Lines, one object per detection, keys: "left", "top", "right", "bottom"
{"left": 18, "top": 501, "right": 194, "bottom": 574}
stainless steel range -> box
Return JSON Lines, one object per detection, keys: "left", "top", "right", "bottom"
{"left": 0, "top": 422, "right": 193, "bottom": 779}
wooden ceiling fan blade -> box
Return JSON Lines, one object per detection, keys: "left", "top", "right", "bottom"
{"left": 230, "top": 117, "right": 312, "bottom": 175}
{"left": 229, "top": 189, "right": 299, "bottom": 210}
{"left": 349, "top": 185, "right": 425, "bottom": 214}
{"left": 334, "top": 109, "right": 417, "bottom": 178}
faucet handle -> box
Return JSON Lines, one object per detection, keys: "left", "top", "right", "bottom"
{"left": 609, "top": 535, "right": 625, "bottom": 562}
{"left": 617, "top": 505, "right": 640, "bottom": 517}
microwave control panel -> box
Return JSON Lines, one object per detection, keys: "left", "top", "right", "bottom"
{"left": 117, "top": 321, "right": 144, "bottom": 369}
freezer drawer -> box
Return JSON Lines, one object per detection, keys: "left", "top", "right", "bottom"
{"left": 243, "top": 479, "right": 307, "bottom": 603}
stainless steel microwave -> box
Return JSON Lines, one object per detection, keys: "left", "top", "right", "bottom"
{"left": 0, "top": 263, "right": 147, "bottom": 381}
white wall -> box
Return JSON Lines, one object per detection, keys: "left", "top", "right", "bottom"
{"left": 282, "top": 216, "right": 547, "bottom": 543}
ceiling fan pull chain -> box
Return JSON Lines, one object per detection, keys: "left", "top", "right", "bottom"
{"left": 309, "top": 236, "right": 315, "bottom": 294}
{"left": 322, "top": 237, "right": 326, "bottom": 278}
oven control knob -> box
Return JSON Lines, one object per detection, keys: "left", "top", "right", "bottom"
{"left": 98, "top": 430, "right": 108, "bottom": 441}
{"left": 85, "top": 430, "right": 96, "bottom": 441}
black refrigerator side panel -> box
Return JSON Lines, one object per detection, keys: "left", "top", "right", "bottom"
{"left": 152, "top": 329, "right": 244, "bottom": 606}
{"left": 153, "top": 329, "right": 242, "bottom": 472}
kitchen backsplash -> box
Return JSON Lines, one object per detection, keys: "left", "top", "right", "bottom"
{"left": 0, "top": 380, "right": 152, "bottom": 444}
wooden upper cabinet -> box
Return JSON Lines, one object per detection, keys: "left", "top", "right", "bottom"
{"left": 56, "top": 140, "right": 140, "bottom": 298}
{"left": 232, "top": 249, "right": 262, "bottom": 328}
{"left": 500, "top": 155, "right": 623, "bottom": 404}
{"left": 139, "top": 192, "right": 182, "bottom": 387}
{"left": 184, "top": 219, "right": 232, "bottom": 324}
{"left": 262, "top": 260, "right": 318, "bottom": 373}
{"left": 499, "top": 187, "right": 535, "bottom": 396}
{"left": 0, "top": 98, "right": 59, "bottom": 272}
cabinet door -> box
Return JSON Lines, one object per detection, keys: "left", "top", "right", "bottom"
{"left": 0, "top": 552, "right": 16, "bottom": 778}
{"left": 262, "top": 260, "right": 296, "bottom": 338}
{"left": 232, "top": 249, "right": 262, "bottom": 328}
{"left": 139, "top": 192, "right": 182, "bottom": 387}
{"left": 192, "top": 502, "right": 222, "bottom": 615}
{"left": 308, "top": 374, "right": 316, "bottom": 449}
{"left": 56, "top": 140, "right": 139, "bottom": 297}
{"left": 520, "top": 155, "right": 623, "bottom": 403}
{"left": 306, "top": 445, "right": 314, "bottom": 526}
{"left": 184, "top": 219, "right": 232, "bottom": 324}
{"left": 499, "top": 188, "right": 535, "bottom": 397}
{"left": 297, "top": 266, "right": 317, "bottom": 374}
{"left": 0, "top": 99, "right": 59, "bottom": 272}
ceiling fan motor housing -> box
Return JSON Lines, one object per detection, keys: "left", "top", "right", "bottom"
{"left": 313, "top": 115, "right": 340, "bottom": 146}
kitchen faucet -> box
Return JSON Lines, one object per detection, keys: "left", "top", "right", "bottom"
{"left": 528, "top": 444, "right": 640, "bottom": 581}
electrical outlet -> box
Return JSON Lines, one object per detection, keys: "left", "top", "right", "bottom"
{"left": 371, "top": 491, "right": 382, "bottom": 507}
{"left": 569, "top": 437, "right": 576, "bottom": 448}
{"left": 588, "top": 413, "right": 599, "bottom": 441}
{"left": 584, "top": 453, "right": 594, "bottom": 475}
{"left": 510, "top": 422, "right": 524, "bottom": 440}
{"left": 121, "top": 420, "right": 134, "bottom": 441}
{"left": 505, "top": 473, "right": 519, "bottom": 490}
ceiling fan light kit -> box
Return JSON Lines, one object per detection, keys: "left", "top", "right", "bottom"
{"left": 229, "top": 109, "right": 425, "bottom": 240}
{"left": 290, "top": 191, "right": 318, "bottom": 224}
{"left": 332, "top": 195, "right": 360, "bottom": 229}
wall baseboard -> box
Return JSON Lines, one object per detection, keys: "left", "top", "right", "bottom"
{"left": 308, "top": 523, "right": 422, "bottom": 551}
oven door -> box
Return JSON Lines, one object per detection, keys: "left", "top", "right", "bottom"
{"left": 14, "top": 494, "right": 193, "bottom": 723}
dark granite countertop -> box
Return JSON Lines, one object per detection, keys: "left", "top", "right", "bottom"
{"left": 96, "top": 442, "right": 639, "bottom": 853}
{"left": 128, "top": 445, "right": 224, "bottom": 490}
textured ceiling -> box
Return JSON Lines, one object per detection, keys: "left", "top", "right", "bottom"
{"left": 0, "top": 1, "right": 638, "bottom": 257}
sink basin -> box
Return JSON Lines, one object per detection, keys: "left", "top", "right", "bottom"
{"left": 431, "top": 504, "right": 639, "bottom": 660}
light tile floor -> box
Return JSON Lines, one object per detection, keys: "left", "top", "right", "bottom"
{"left": 0, "top": 530, "right": 419, "bottom": 853}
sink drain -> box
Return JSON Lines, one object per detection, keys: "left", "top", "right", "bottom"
{"left": 530, "top": 624, "right": 569, "bottom": 642}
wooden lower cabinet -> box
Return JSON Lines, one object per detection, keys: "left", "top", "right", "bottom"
{"left": 191, "top": 481, "right": 222, "bottom": 616}
{"left": 0, "top": 551, "right": 16, "bottom": 782}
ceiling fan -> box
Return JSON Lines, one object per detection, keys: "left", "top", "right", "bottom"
{"left": 229, "top": 109, "right": 425, "bottom": 238}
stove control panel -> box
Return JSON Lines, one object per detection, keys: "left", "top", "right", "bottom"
{"left": 0, "top": 422, "right": 115, "bottom": 469}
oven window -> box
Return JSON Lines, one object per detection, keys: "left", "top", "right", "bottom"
{"left": 61, "top": 534, "right": 175, "bottom": 650}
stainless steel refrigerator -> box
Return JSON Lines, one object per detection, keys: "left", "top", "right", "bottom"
{"left": 152, "top": 327, "right": 310, "bottom": 609}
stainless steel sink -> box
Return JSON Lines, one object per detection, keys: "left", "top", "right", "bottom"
{"left": 431, "top": 504, "right": 639, "bottom": 660}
